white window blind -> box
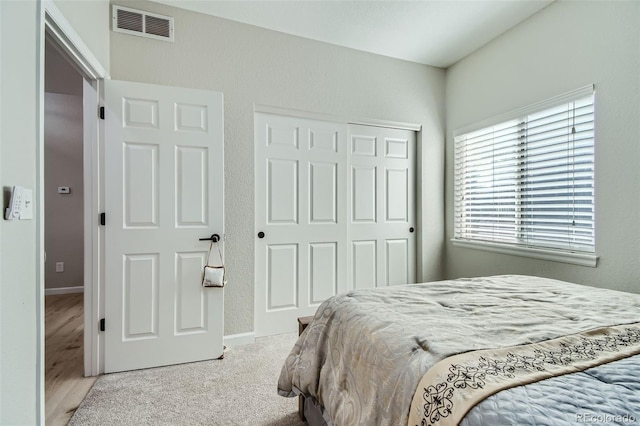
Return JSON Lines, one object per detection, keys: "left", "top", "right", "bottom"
{"left": 454, "top": 86, "right": 595, "bottom": 255}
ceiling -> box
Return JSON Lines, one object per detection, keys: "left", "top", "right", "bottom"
{"left": 151, "top": 0, "right": 553, "bottom": 68}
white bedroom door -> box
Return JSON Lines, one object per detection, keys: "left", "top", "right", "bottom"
{"left": 254, "top": 113, "right": 348, "bottom": 337}
{"left": 104, "top": 80, "right": 224, "bottom": 373}
{"left": 348, "top": 124, "right": 416, "bottom": 289}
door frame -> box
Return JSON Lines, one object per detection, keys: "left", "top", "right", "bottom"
{"left": 37, "top": 0, "right": 108, "bottom": 419}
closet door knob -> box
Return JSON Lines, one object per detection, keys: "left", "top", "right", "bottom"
{"left": 409, "top": 227, "right": 415, "bottom": 233}
{"left": 258, "top": 232, "right": 265, "bottom": 239}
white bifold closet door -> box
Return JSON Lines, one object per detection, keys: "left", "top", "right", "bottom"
{"left": 255, "top": 113, "right": 415, "bottom": 336}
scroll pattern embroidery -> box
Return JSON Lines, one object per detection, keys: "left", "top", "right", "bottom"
{"left": 418, "top": 327, "right": 640, "bottom": 426}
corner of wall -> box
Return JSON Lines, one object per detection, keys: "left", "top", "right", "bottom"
{"left": 52, "top": 0, "right": 110, "bottom": 74}
{"left": 443, "top": 1, "right": 640, "bottom": 292}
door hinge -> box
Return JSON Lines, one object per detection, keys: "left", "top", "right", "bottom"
{"left": 99, "top": 212, "right": 105, "bottom": 226}
{"left": 99, "top": 106, "right": 105, "bottom": 120}
{"left": 99, "top": 318, "right": 105, "bottom": 332}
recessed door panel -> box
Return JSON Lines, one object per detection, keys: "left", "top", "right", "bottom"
{"left": 176, "top": 146, "right": 208, "bottom": 227}
{"left": 353, "top": 240, "right": 377, "bottom": 289}
{"left": 268, "top": 159, "right": 298, "bottom": 224}
{"left": 124, "top": 143, "right": 159, "bottom": 228}
{"left": 386, "top": 239, "right": 409, "bottom": 286}
{"left": 385, "top": 138, "right": 408, "bottom": 159}
{"left": 310, "top": 162, "right": 337, "bottom": 224}
{"left": 175, "top": 103, "right": 208, "bottom": 132}
{"left": 309, "top": 129, "right": 338, "bottom": 153}
{"left": 123, "top": 98, "right": 159, "bottom": 128}
{"left": 175, "top": 252, "right": 207, "bottom": 334}
{"left": 267, "top": 244, "right": 298, "bottom": 310}
{"left": 352, "top": 135, "right": 376, "bottom": 156}
{"left": 267, "top": 123, "right": 299, "bottom": 149}
{"left": 309, "top": 242, "right": 337, "bottom": 304}
{"left": 123, "top": 254, "right": 159, "bottom": 340}
{"left": 352, "top": 166, "right": 377, "bottom": 223}
{"left": 386, "top": 168, "right": 408, "bottom": 222}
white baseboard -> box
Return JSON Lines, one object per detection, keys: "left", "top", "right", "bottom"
{"left": 45, "top": 286, "right": 84, "bottom": 296}
{"left": 223, "top": 332, "right": 255, "bottom": 347}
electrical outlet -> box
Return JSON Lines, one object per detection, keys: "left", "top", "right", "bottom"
{"left": 55, "top": 262, "right": 64, "bottom": 273}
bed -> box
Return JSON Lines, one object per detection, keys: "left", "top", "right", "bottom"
{"left": 277, "top": 275, "right": 640, "bottom": 425}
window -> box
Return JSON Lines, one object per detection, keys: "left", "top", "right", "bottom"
{"left": 453, "top": 86, "right": 596, "bottom": 266}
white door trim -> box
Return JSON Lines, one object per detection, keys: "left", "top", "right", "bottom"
{"left": 42, "top": 0, "right": 109, "bottom": 80}
{"left": 38, "top": 2, "right": 108, "bottom": 422}
{"left": 254, "top": 104, "right": 422, "bottom": 132}
{"left": 82, "top": 78, "right": 103, "bottom": 377}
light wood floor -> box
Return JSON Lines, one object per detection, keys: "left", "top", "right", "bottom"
{"left": 45, "top": 293, "right": 97, "bottom": 426}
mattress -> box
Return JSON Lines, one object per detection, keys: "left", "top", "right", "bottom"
{"left": 277, "top": 275, "right": 640, "bottom": 425}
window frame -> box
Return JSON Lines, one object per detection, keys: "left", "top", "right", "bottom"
{"left": 452, "top": 85, "right": 597, "bottom": 267}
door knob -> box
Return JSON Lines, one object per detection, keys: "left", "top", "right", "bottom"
{"left": 409, "top": 227, "right": 414, "bottom": 233}
{"left": 199, "top": 234, "right": 220, "bottom": 242}
{"left": 258, "top": 232, "right": 265, "bottom": 239}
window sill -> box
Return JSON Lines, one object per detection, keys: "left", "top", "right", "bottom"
{"left": 451, "top": 239, "right": 597, "bottom": 267}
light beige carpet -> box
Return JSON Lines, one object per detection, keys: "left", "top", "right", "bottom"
{"left": 70, "top": 333, "right": 304, "bottom": 426}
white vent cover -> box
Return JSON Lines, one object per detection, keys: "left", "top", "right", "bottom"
{"left": 113, "top": 5, "right": 174, "bottom": 42}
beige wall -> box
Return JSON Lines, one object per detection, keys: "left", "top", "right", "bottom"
{"left": 109, "top": 0, "right": 446, "bottom": 335}
{"left": 44, "top": 93, "right": 84, "bottom": 290}
{"left": 53, "top": 0, "right": 110, "bottom": 72}
{"left": 445, "top": 1, "right": 640, "bottom": 293}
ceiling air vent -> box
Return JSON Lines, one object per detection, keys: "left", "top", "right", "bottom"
{"left": 113, "top": 5, "right": 174, "bottom": 42}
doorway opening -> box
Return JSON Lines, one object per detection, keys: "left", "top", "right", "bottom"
{"left": 38, "top": 4, "right": 108, "bottom": 423}
{"left": 43, "top": 35, "right": 97, "bottom": 425}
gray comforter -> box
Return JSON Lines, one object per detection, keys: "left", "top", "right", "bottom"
{"left": 277, "top": 275, "right": 640, "bottom": 425}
